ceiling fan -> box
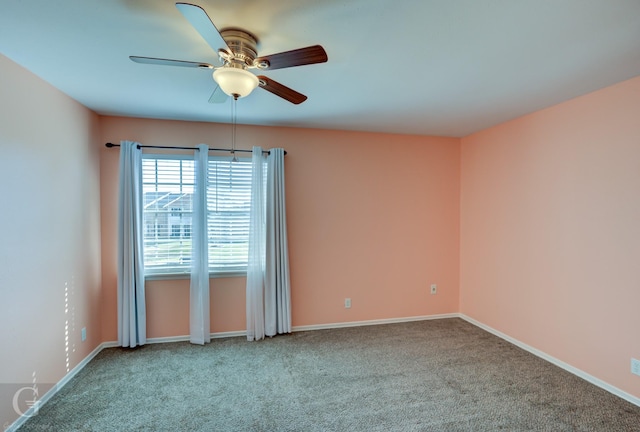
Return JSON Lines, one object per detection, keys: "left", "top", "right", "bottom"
{"left": 130, "top": 2, "right": 328, "bottom": 104}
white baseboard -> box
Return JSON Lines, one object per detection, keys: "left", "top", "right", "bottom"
{"left": 211, "top": 330, "right": 247, "bottom": 339}
{"left": 292, "top": 313, "right": 460, "bottom": 333}
{"left": 146, "top": 335, "right": 190, "bottom": 344}
{"left": 146, "top": 330, "right": 247, "bottom": 345}
{"left": 145, "top": 316, "right": 461, "bottom": 343}
{"left": 459, "top": 314, "right": 640, "bottom": 408}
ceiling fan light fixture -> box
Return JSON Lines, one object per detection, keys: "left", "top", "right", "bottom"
{"left": 213, "top": 68, "right": 259, "bottom": 98}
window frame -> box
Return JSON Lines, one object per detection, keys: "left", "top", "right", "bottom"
{"left": 141, "top": 152, "right": 252, "bottom": 280}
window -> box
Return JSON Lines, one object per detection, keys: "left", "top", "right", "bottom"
{"left": 142, "top": 154, "right": 252, "bottom": 277}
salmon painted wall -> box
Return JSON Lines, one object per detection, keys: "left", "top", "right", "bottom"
{"left": 460, "top": 76, "right": 640, "bottom": 399}
{"left": 0, "top": 54, "right": 102, "bottom": 426}
{"left": 100, "top": 116, "right": 460, "bottom": 341}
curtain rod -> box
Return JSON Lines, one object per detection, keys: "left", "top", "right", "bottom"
{"left": 105, "top": 143, "right": 285, "bottom": 155}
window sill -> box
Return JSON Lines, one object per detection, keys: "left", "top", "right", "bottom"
{"left": 145, "top": 271, "right": 247, "bottom": 281}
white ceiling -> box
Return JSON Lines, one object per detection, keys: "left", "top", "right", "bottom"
{"left": 1, "top": 0, "right": 639, "bottom": 137}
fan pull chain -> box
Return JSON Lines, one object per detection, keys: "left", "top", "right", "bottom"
{"left": 231, "top": 96, "right": 238, "bottom": 163}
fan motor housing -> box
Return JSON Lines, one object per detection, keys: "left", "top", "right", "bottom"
{"left": 220, "top": 28, "right": 259, "bottom": 67}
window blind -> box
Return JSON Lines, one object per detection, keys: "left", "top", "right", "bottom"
{"left": 141, "top": 154, "right": 251, "bottom": 276}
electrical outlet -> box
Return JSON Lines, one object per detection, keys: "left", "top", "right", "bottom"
{"left": 632, "top": 358, "right": 640, "bottom": 376}
{"left": 344, "top": 298, "right": 351, "bottom": 309}
{"left": 430, "top": 284, "right": 437, "bottom": 294}
{"left": 81, "top": 327, "right": 87, "bottom": 342}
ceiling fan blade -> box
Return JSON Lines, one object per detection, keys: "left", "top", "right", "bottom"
{"left": 254, "top": 45, "right": 327, "bottom": 71}
{"left": 130, "top": 56, "right": 214, "bottom": 69}
{"left": 257, "top": 76, "right": 307, "bottom": 104}
{"left": 176, "top": 3, "right": 231, "bottom": 58}
{"left": 208, "top": 85, "right": 227, "bottom": 103}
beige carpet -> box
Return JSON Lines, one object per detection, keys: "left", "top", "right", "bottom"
{"left": 18, "top": 318, "right": 640, "bottom": 431}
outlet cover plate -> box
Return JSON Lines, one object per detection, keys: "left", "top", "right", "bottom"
{"left": 632, "top": 358, "right": 640, "bottom": 376}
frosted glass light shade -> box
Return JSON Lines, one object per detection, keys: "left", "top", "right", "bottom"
{"left": 213, "top": 68, "right": 259, "bottom": 98}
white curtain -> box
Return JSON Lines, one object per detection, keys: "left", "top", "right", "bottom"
{"left": 117, "top": 141, "right": 146, "bottom": 348}
{"left": 246, "top": 146, "right": 267, "bottom": 341}
{"left": 265, "top": 148, "right": 292, "bottom": 336}
{"left": 246, "top": 146, "right": 291, "bottom": 340}
{"left": 190, "top": 144, "right": 211, "bottom": 345}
